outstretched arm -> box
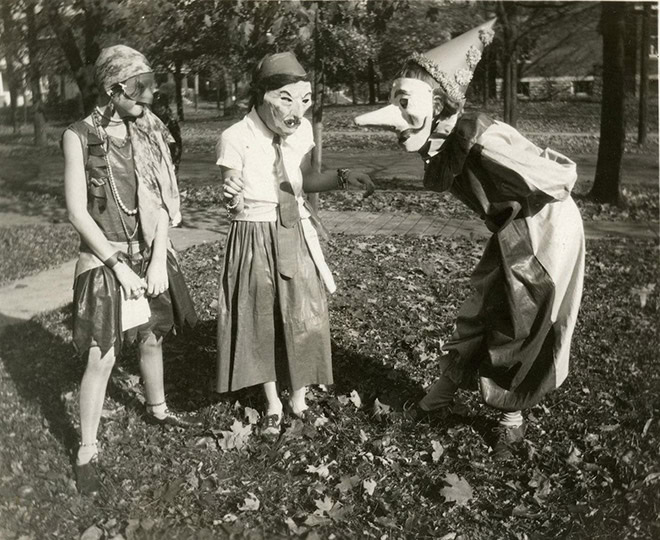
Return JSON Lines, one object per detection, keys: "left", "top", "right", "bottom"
{"left": 301, "top": 151, "right": 375, "bottom": 196}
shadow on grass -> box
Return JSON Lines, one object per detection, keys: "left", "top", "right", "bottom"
{"left": 0, "top": 313, "right": 221, "bottom": 462}
{"left": 0, "top": 312, "right": 80, "bottom": 459}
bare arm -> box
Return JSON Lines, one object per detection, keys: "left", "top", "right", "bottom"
{"left": 301, "top": 151, "right": 375, "bottom": 195}
{"left": 63, "top": 129, "right": 146, "bottom": 298}
{"left": 145, "top": 207, "right": 169, "bottom": 296}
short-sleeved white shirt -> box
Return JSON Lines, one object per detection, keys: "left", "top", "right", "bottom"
{"left": 216, "top": 108, "right": 314, "bottom": 222}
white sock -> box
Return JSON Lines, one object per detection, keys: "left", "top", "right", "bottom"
{"left": 499, "top": 410, "right": 524, "bottom": 427}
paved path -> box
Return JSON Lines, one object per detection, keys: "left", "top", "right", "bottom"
{"left": 0, "top": 226, "right": 225, "bottom": 329}
{"left": 1, "top": 205, "right": 657, "bottom": 329}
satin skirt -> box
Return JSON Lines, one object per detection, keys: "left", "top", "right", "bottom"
{"left": 72, "top": 248, "right": 197, "bottom": 357}
{"left": 216, "top": 220, "right": 333, "bottom": 393}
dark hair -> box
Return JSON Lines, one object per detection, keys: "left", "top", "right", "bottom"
{"left": 397, "top": 60, "right": 465, "bottom": 119}
{"left": 248, "top": 73, "right": 309, "bottom": 109}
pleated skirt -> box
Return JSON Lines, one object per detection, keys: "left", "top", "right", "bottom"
{"left": 216, "top": 220, "right": 333, "bottom": 393}
{"left": 72, "top": 248, "right": 198, "bottom": 357}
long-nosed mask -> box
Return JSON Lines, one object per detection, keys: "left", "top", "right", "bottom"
{"left": 355, "top": 78, "right": 435, "bottom": 152}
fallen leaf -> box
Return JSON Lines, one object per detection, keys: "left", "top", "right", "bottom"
{"left": 80, "top": 525, "right": 103, "bottom": 540}
{"left": 306, "top": 461, "right": 335, "bottom": 479}
{"left": 349, "top": 390, "right": 362, "bottom": 408}
{"left": 238, "top": 493, "right": 260, "bottom": 512}
{"left": 314, "top": 495, "right": 335, "bottom": 514}
{"left": 372, "top": 398, "right": 391, "bottom": 418}
{"left": 336, "top": 475, "right": 360, "bottom": 493}
{"left": 244, "top": 407, "right": 260, "bottom": 425}
{"left": 431, "top": 440, "right": 445, "bottom": 463}
{"left": 566, "top": 446, "right": 582, "bottom": 465}
{"left": 440, "top": 473, "right": 473, "bottom": 506}
{"left": 363, "top": 478, "right": 377, "bottom": 496}
{"left": 285, "top": 517, "right": 308, "bottom": 536}
{"left": 218, "top": 420, "right": 252, "bottom": 451}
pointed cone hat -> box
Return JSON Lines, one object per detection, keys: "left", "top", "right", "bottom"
{"left": 355, "top": 18, "right": 496, "bottom": 129}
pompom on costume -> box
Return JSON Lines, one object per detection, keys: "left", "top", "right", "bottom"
{"left": 356, "top": 20, "right": 585, "bottom": 412}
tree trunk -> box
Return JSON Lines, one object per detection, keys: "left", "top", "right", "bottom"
{"left": 637, "top": 2, "right": 650, "bottom": 145}
{"left": 500, "top": 1, "right": 518, "bottom": 127}
{"left": 223, "top": 68, "right": 234, "bottom": 116}
{"left": 310, "top": 3, "right": 324, "bottom": 213}
{"left": 26, "top": 1, "right": 46, "bottom": 146}
{"left": 174, "top": 59, "right": 184, "bottom": 121}
{"left": 1, "top": 0, "right": 20, "bottom": 133}
{"left": 351, "top": 75, "right": 357, "bottom": 105}
{"left": 194, "top": 73, "right": 199, "bottom": 111}
{"left": 482, "top": 47, "right": 490, "bottom": 106}
{"left": 624, "top": 4, "right": 639, "bottom": 96}
{"left": 44, "top": 1, "right": 96, "bottom": 114}
{"left": 367, "top": 58, "right": 376, "bottom": 104}
{"left": 591, "top": 2, "right": 627, "bottom": 205}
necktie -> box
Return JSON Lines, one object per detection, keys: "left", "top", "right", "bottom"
{"left": 273, "top": 135, "right": 299, "bottom": 278}
{"left": 273, "top": 135, "right": 300, "bottom": 228}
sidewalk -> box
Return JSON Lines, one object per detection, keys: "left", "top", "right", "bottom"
{"left": 1, "top": 206, "right": 657, "bottom": 329}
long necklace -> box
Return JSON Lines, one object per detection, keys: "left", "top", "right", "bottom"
{"left": 94, "top": 106, "right": 124, "bottom": 125}
{"left": 91, "top": 112, "right": 138, "bottom": 218}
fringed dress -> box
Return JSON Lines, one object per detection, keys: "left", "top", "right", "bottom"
{"left": 66, "top": 120, "right": 197, "bottom": 357}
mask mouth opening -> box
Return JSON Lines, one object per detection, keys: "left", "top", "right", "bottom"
{"left": 398, "top": 117, "right": 428, "bottom": 144}
{"left": 283, "top": 118, "right": 301, "bottom": 129}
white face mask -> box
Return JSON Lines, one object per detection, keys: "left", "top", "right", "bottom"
{"left": 389, "top": 78, "right": 435, "bottom": 152}
{"left": 256, "top": 81, "right": 312, "bottom": 137}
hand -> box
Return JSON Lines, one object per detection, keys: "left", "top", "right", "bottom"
{"left": 145, "top": 258, "right": 169, "bottom": 297}
{"left": 347, "top": 171, "right": 375, "bottom": 197}
{"left": 223, "top": 175, "right": 244, "bottom": 201}
{"left": 114, "top": 262, "right": 147, "bottom": 299}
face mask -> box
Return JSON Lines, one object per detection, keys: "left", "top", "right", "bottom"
{"left": 112, "top": 72, "right": 157, "bottom": 105}
{"left": 256, "top": 81, "right": 313, "bottom": 137}
{"left": 389, "top": 78, "right": 435, "bottom": 152}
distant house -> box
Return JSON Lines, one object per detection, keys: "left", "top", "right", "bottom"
{"left": 496, "top": 3, "right": 658, "bottom": 101}
{"left": 0, "top": 58, "right": 80, "bottom": 108}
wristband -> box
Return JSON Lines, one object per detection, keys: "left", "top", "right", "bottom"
{"left": 337, "top": 168, "right": 350, "bottom": 190}
{"left": 103, "top": 251, "right": 121, "bottom": 269}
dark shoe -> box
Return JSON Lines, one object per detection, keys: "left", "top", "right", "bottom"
{"left": 145, "top": 408, "right": 202, "bottom": 429}
{"left": 75, "top": 457, "right": 102, "bottom": 496}
{"left": 260, "top": 413, "right": 282, "bottom": 438}
{"left": 403, "top": 400, "right": 468, "bottom": 423}
{"left": 491, "top": 423, "right": 526, "bottom": 460}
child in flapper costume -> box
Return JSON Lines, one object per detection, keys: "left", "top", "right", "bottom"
{"left": 62, "top": 45, "right": 197, "bottom": 495}
{"left": 216, "top": 52, "right": 374, "bottom": 437}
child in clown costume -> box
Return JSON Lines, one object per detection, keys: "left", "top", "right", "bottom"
{"left": 356, "top": 19, "right": 585, "bottom": 459}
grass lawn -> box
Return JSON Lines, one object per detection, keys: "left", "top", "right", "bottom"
{"left": 0, "top": 224, "right": 79, "bottom": 286}
{"left": 0, "top": 234, "right": 658, "bottom": 539}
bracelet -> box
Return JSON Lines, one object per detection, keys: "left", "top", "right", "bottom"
{"left": 337, "top": 168, "right": 350, "bottom": 190}
{"left": 103, "top": 251, "right": 121, "bottom": 269}
{"left": 226, "top": 197, "right": 240, "bottom": 210}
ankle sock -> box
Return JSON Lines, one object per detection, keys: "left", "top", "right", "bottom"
{"left": 499, "top": 410, "right": 524, "bottom": 427}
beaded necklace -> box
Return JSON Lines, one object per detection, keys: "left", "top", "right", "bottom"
{"left": 90, "top": 110, "right": 140, "bottom": 252}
